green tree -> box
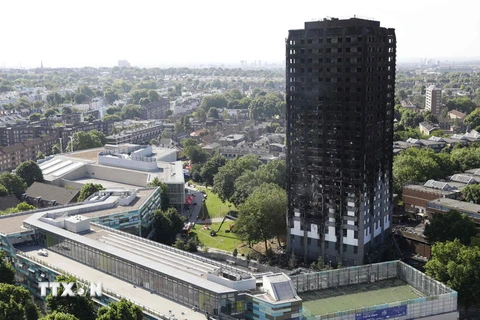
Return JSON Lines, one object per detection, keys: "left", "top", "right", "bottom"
{"left": 446, "top": 96, "right": 477, "bottom": 114}
{"left": 0, "top": 184, "right": 7, "bottom": 197}
{"left": 104, "top": 88, "right": 120, "bottom": 105}
{"left": 47, "top": 92, "right": 64, "bottom": 106}
{"left": 44, "top": 108, "right": 59, "bottom": 118}
{"left": 199, "top": 155, "right": 227, "bottom": 186}
{"left": 461, "top": 184, "right": 480, "bottom": 204}
{"left": 83, "top": 114, "right": 96, "bottom": 122}
{"left": 130, "top": 89, "right": 149, "bottom": 104}
{"left": 103, "top": 114, "right": 122, "bottom": 122}
{"left": 52, "top": 144, "right": 62, "bottom": 155}
{"left": 106, "top": 106, "right": 122, "bottom": 115}
{"left": 39, "top": 312, "right": 78, "bottom": 320}
{"left": 77, "top": 183, "right": 104, "bottom": 202}
{"left": 208, "top": 107, "right": 219, "bottom": 119}
{"left": 148, "top": 89, "right": 160, "bottom": 102}
{"left": 464, "top": 107, "right": 480, "bottom": 128}
{"left": 199, "top": 95, "right": 228, "bottom": 111}
{"left": 16, "top": 160, "right": 44, "bottom": 186}
{"left": 0, "top": 251, "right": 15, "bottom": 284}
{"left": 213, "top": 155, "right": 262, "bottom": 202}
{"left": 46, "top": 275, "right": 95, "bottom": 320}
{"left": 235, "top": 183, "right": 287, "bottom": 250}
{"left": 16, "top": 202, "right": 36, "bottom": 212}
{"left": 96, "top": 299, "right": 143, "bottom": 320}
{"left": 451, "top": 147, "right": 480, "bottom": 172}
{"left": 424, "top": 210, "right": 477, "bottom": 245}
{"left": 122, "top": 105, "right": 140, "bottom": 119}
{"left": 67, "top": 131, "right": 105, "bottom": 152}
{"left": 392, "top": 148, "right": 452, "bottom": 193}
{"left": 29, "top": 113, "right": 42, "bottom": 122}
{"left": 153, "top": 208, "right": 184, "bottom": 245}
{"left": 148, "top": 177, "right": 169, "bottom": 210}
{"left": 0, "top": 172, "right": 27, "bottom": 199}
{"left": 425, "top": 240, "right": 480, "bottom": 311}
{"left": 193, "top": 109, "right": 207, "bottom": 122}
{"left": 0, "top": 283, "right": 40, "bottom": 320}
{"left": 37, "top": 151, "right": 46, "bottom": 160}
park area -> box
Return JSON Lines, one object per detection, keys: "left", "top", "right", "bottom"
{"left": 196, "top": 186, "right": 235, "bottom": 219}
{"left": 300, "top": 278, "right": 425, "bottom": 316}
{"left": 191, "top": 220, "right": 250, "bottom": 255}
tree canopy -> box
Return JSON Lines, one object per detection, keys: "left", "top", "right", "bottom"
{"left": 235, "top": 183, "right": 287, "bottom": 251}
{"left": 77, "top": 183, "right": 105, "bottom": 202}
{"left": 425, "top": 240, "right": 480, "bottom": 311}
{"left": 0, "top": 283, "right": 40, "bottom": 320}
{"left": 461, "top": 184, "right": 480, "bottom": 204}
{"left": 148, "top": 177, "right": 169, "bottom": 210}
{"left": 0, "top": 172, "right": 27, "bottom": 199}
{"left": 67, "top": 131, "right": 106, "bottom": 152}
{"left": 40, "top": 312, "right": 79, "bottom": 320}
{"left": 46, "top": 275, "right": 96, "bottom": 320}
{"left": 153, "top": 208, "right": 184, "bottom": 245}
{"left": 424, "top": 210, "right": 478, "bottom": 245}
{"left": 96, "top": 299, "right": 143, "bottom": 320}
{"left": 16, "top": 160, "right": 44, "bottom": 187}
{"left": 392, "top": 148, "right": 455, "bottom": 193}
{"left": 213, "top": 155, "right": 262, "bottom": 202}
{"left": 0, "top": 251, "right": 15, "bottom": 285}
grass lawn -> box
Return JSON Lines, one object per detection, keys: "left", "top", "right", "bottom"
{"left": 197, "top": 187, "right": 236, "bottom": 219}
{"left": 191, "top": 221, "right": 249, "bottom": 255}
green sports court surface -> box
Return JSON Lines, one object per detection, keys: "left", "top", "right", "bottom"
{"left": 300, "top": 278, "right": 426, "bottom": 315}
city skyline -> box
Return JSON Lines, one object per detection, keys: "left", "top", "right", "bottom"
{"left": 1, "top": 0, "right": 479, "bottom": 69}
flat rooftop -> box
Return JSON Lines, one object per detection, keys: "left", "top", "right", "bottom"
{"left": 0, "top": 189, "right": 155, "bottom": 234}
{"left": 68, "top": 177, "right": 141, "bottom": 190}
{"left": 18, "top": 248, "right": 207, "bottom": 320}
{"left": 85, "top": 226, "right": 217, "bottom": 277}
{"left": 67, "top": 148, "right": 106, "bottom": 161}
{"left": 300, "top": 278, "right": 426, "bottom": 316}
{"left": 428, "top": 197, "right": 480, "bottom": 213}
{"left": 0, "top": 212, "right": 35, "bottom": 234}
{"left": 82, "top": 189, "right": 154, "bottom": 219}
{"left": 22, "top": 209, "right": 249, "bottom": 294}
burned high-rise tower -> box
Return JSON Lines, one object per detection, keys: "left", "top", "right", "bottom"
{"left": 286, "top": 17, "right": 396, "bottom": 265}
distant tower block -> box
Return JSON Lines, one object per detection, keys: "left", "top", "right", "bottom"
{"left": 118, "top": 60, "right": 131, "bottom": 68}
{"left": 425, "top": 85, "right": 442, "bottom": 115}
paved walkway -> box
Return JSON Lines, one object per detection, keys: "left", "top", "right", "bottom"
{"left": 21, "top": 248, "right": 207, "bottom": 320}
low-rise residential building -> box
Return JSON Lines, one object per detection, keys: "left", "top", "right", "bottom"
{"left": 402, "top": 181, "right": 460, "bottom": 219}
{"left": 419, "top": 121, "right": 440, "bottom": 135}
{"left": 448, "top": 109, "right": 466, "bottom": 121}
{"left": 427, "top": 197, "right": 480, "bottom": 226}
{"left": 0, "top": 195, "right": 20, "bottom": 211}
{"left": 218, "top": 134, "right": 245, "bottom": 146}
{"left": 140, "top": 99, "right": 170, "bottom": 120}
{"left": 106, "top": 124, "right": 163, "bottom": 145}
{"left": 24, "top": 182, "right": 79, "bottom": 207}
{"left": 0, "top": 136, "right": 57, "bottom": 171}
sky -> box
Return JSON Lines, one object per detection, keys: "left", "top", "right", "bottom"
{"left": 1, "top": 0, "right": 479, "bottom": 68}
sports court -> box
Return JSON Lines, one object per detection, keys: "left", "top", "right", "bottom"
{"left": 300, "top": 278, "right": 425, "bottom": 315}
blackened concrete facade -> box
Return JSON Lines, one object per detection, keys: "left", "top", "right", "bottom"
{"left": 286, "top": 18, "right": 396, "bottom": 265}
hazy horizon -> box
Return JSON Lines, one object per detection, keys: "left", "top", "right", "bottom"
{"left": 2, "top": 0, "right": 479, "bottom": 69}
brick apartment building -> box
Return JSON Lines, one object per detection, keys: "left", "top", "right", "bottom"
{"left": 0, "top": 136, "right": 57, "bottom": 171}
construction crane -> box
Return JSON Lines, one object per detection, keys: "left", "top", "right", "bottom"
{"left": 210, "top": 215, "right": 237, "bottom": 237}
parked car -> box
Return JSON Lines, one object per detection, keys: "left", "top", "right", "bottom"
{"left": 37, "top": 249, "right": 48, "bottom": 257}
